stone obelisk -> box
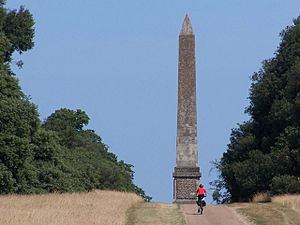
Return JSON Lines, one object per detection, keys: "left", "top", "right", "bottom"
{"left": 173, "top": 15, "right": 201, "bottom": 203}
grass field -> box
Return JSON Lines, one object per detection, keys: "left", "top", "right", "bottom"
{"left": 126, "top": 202, "right": 185, "bottom": 225}
{"left": 234, "top": 194, "right": 300, "bottom": 225}
{"left": 0, "top": 190, "right": 143, "bottom": 225}
{"left": 272, "top": 194, "right": 300, "bottom": 215}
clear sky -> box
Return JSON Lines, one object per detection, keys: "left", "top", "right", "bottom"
{"left": 6, "top": 0, "right": 300, "bottom": 202}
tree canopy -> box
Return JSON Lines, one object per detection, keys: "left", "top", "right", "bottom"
{"left": 217, "top": 17, "right": 300, "bottom": 202}
{"left": 0, "top": 1, "right": 150, "bottom": 201}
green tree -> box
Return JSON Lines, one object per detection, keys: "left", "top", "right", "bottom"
{"left": 0, "top": 1, "right": 39, "bottom": 194}
{"left": 43, "top": 108, "right": 150, "bottom": 200}
{"left": 0, "top": 1, "right": 150, "bottom": 201}
{"left": 43, "top": 108, "right": 89, "bottom": 148}
{"left": 270, "top": 175, "right": 300, "bottom": 195}
{"left": 218, "top": 16, "right": 300, "bottom": 202}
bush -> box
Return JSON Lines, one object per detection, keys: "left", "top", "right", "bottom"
{"left": 270, "top": 175, "right": 300, "bottom": 195}
{"left": 252, "top": 192, "right": 271, "bottom": 203}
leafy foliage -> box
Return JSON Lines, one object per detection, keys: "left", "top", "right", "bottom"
{"left": 270, "top": 175, "right": 300, "bottom": 195}
{"left": 216, "top": 16, "right": 300, "bottom": 202}
{"left": 0, "top": 1, "right": 150, "bottom": 201}
{"left": 209, "top": 160, "right": 231, "bottom": 204}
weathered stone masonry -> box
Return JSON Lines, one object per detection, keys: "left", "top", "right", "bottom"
{"left": 173, "top": 15, "right": 201, "bottom": 203}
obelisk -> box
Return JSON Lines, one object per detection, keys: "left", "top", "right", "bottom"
{"left": 173, "top": 15, "right": 201, "bottom": 203}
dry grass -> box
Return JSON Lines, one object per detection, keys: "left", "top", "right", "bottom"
{"left": 252, "top": 192, "right": 271, "bottom": 203}
{"left": 272, "top": 194, "right": 300, "bottom": 215}
{"left": 126, "top": 202, "right": 185, "bottom": 225}
{"left": 235, "top": 201, "right": 300, "bottom": 225}
{"left": 0, "top": 190, "right": 143, "bottom": 225}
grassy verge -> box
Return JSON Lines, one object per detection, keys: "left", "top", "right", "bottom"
{"left": 272, "top": 195, "right": 300, "bottom": 215}
{"left": 235, "top": 203, "right": 300, "bottom": 225}
{"left": 126, "top": 202, "right": 186, "bottom": 225}
{"left": 0, "top": 190, "right": 142, "bottom": 225}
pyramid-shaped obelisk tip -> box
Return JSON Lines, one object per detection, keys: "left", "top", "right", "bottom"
{"left": 180, "top": 14, "right": 194, "bottom": 35}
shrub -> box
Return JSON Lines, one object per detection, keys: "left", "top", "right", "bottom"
{"left": 252, "top": 192, "right": 271, "bottom": 203}
{"left": 270, "top": 175, "right": 300, "bottom": 195}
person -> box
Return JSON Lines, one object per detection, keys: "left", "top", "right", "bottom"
{"left": 196, "top": 184, "right": 206, "bottom": 214}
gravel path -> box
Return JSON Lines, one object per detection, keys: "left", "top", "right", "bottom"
{"left": 180, "top": 204, "right": 252, "bottom": 225}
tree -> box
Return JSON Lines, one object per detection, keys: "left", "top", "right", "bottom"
{"left": 42, "top": 108, "right": 150, "bottom": 200}
{"left": 218, "top": 16, "right": 300, "bottom": 202}
{"left": 0, "top": 1, "right": 150, "bottom": 201}
{"left": 2, "top": 3, "right": 34, "bottom": 64}
{"left": 0, "top": 1, "right": 39, "bottom": 194}
{"left": 43, "top": 108, "right": 90, "bottom": 148}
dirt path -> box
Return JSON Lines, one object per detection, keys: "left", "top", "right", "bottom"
{"left": 181, "top": 204, "right": 252, "bottom": 225}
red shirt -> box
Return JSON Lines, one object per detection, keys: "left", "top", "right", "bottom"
{"left": 197, "top": 187, "right": 206, "bottom": 195}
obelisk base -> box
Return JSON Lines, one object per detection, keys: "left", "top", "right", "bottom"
{"left": 173, "top": 167, "right": 201, "bottom": 203}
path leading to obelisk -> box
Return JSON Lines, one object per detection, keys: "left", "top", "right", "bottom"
{"left": 181, "top": 204, "right": 253, "bottom": 225}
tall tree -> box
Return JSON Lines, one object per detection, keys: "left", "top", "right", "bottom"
{"left": 218, "top": 17, "right": 300, "bottom": 202}
{"left": 0, "top": 1, "right": 151, "bottom": 201}
{"left": 0, "top": 0, "right": 38, "bottom": 194}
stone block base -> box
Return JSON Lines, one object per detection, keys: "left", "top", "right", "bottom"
{"left": 173, "top": 167, "right": 201, "bottom": 202}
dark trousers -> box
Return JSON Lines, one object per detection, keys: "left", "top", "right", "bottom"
{"left": 197, "top": 194, "right": 205, "bottom": 207}
{"left": 197, "top": 194, "right": 205, "bottom": 201}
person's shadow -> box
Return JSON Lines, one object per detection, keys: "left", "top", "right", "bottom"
{"left": 186, "top": 212, "right": 203, "bottom": 216}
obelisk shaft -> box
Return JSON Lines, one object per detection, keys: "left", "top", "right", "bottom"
{"left": 176, "top": 16, "right": 198, "bottom": 168}
{"left": 173, "top": 15, "right": 201, "bottom": 203}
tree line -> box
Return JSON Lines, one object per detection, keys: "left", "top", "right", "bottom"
{"left": 213, "top": 16, "right": 300, "bottom": 203}
{"left": 0, "top": 0, "right": 151, "bottom": 201}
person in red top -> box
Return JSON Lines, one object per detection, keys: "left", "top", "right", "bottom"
{"left": 197, "top": 184, "right": 206, "bottom": 197}
{"left": 196, "top": 184, "right": 206, "bottom": 214}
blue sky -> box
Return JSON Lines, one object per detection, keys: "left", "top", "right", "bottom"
{"left": 6, "top": 0, "right": 300, "bottom": 202}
